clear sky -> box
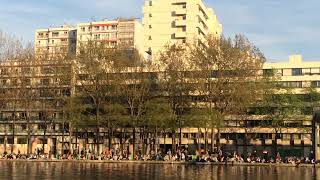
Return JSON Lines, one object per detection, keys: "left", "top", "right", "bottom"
{"left": 0, "top": 0, "right": 319, "bottom": 61}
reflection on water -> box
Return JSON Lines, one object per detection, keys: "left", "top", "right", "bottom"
{"left": 0, "top": 161, "right": 318, "bottom": 180}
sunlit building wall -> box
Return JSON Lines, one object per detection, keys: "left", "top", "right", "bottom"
{"left": 142, "top": 0, "right": 222, "bottom": 60}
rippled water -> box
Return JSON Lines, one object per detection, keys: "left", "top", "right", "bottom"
{"left": 0, "top": 161, "right": 318, "bottom": 180}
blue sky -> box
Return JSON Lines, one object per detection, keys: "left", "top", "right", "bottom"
{"left": 0, "top": 0, "right": 319, "bottom": 61}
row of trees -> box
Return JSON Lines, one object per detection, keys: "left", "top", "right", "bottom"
{"left": 1, "top": 30, "right": 319, "bottom": 157}
{"left": 63, "top": 35, "right": 268, "bottom": 156}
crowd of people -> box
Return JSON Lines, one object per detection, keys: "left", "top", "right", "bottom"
{"left": 0, "top": 147, "right": 317, "bottom": 165}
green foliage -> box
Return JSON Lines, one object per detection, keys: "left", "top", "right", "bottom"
{"left": 101, "top": 103, "right": 130, "bottom": 127}
{"left": 144, "top": 98, "right": 174, "bottom": 130}
{"left": 262, "top": 92, "right": 303, "bottom": 128}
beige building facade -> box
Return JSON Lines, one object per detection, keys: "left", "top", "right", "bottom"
{"left": 35, "top": 26, "right": 77, "bottom": 57}
{"left": 76, "top": 19, "right": 144, "bottom": 55}
{"left": 0, "top": 55, "right": 319, "bottom": 158}
{"left": 142, "top": 0, "right": 222, "bottom": 59}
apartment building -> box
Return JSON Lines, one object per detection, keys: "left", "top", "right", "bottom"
{"left": 35, "top": 26, "right": 77, "bottom": 57}
{"left": 142, "top": 0, "right": 222, "bottom": 58}
{"left": 217, "top": 55, "right": 320, "bottom": 157}
{"left": 0, "top": 54, "right": 319, "bottom": 157}
{"left": 76, "top": 18, "right": 144, "bottom": 55}
{"left": 0, "top": 60, "right": 73, "bottom": 155}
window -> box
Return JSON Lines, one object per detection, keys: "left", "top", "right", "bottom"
{"left": 17, "top": 138, "right": 27, "bottom": 144}
{"left": 311, "top": 81, "right": 320, "bottom": 87}
{"left": 52, "top": 40, "right": 55, "bottom": 44}
{"left": 149, "top": 1, "right": 152, "bottom": 6}
{"left": 81, "top": 27, "right": 85, "bottom": 32}
{"left": 263, "top": 69, "right": 274, "bottom": 76}
{"left": 94, "top": 26, "right": 99, "bottom": 30}
{"left": 7, "top": 137, "right": 13, "bottom": 144}
{"left": 302, "top": 68, "right": 311, "bottom": 75}
{"left": 148, "top": 36, "right": 152, "bottom": 40}
{"left": 23, "top": 79, "right": 31, "bottom": 86}
{"left": 149, "top": 14, "right": 152, "bottom": 17}
{"left": 282, "top": 81, "right": 302, "bottom": 88}
{"left": 52, "top": 32, "right": 59, "bottom": 37}
{"left": 149, "top": 25, "right": 152, "bottom": 29}
{"left": 94, "top": 34, "right": 100, "bottom": 40}
{"left": 40, "top": 78, "right": 50, "bottom": 86}
{"left": 311, "top": 68, "right": 320, "bottom": 74}
{"left": 11, "top": 79, "right": 18, "bottom": 86}
{"left": 2, "top": 79, "right": 7, "bottom": 85}
{"left": 292, "top": 68, "right": 302, "bottom": 76}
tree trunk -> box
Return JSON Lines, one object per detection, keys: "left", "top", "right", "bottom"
{"left": 197, "top": 128, "right": 201, "bottom": 151}
{"left": 172, "top": 130, "right": 176, "bottom": 153}
{"left": 244, "top": 133, "right": 248, "bottom": 159}
{"left": 119, "top": 128, "right": 123, "bottom": 155}
{"left": 42, "top": 119, "right": 46, "bottom": 154}
{"left": 273, "top": 132, "right": 278, "bottom": 158}
{"left": 12, "top": 113, "right": 15, "bottom": 154}
{"left": 95, "top": 111, "right": 100, "bottom": 154}
{"left": 4, "top": 124, "right": 7, "bottom": 153}
{"left": 204, "top": 128, "right": 208, "bottom": 152}
{"left": 163, "top": 131, "right": 166, "bottom": 153}
{"left": 132, "top": 127, "right": 136, "bottom": 158}
{"left": 75, "top": 127, "right": 78, "bottom": 155}
{"left": 108, "top": 127, "right": 112, "bottom": 150}
{"left": 211, "top": 127, "right": 215, "bottom": 151}
{"left": 69, "top": 125, "right": 73, "bottom": 154}
{"left": 179, "top": 122, "right": 182, "bottom": 149}
{"left": 27, "top": 115, "right": 31, "bottom": 156}
{"left": 61, "top": 117, "right": 65, "bottom": 156}
{"left": 155, "top": 127, "right": 158, "bottom": 154}
{"left": 216, "top": 128, "right": 221, "bottom": 151}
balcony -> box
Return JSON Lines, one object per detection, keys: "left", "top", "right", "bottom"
{"left": 172, "top": 0, "right": 187, "bottom": 4}
{"left": 175, "top": 19, "right": 186, "bottom": 27}
{"left": 37, "top": 35, "right": 49, "bottom": 39}
{"left": 175, "top": 32, "right": 186, "bottom": 39}
{"left": 174, "top": 9, "right": 187, "bottom": 15}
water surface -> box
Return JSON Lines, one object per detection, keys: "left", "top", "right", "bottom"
{"left": 0, "top": 161, "right": 318, "bottom": 180}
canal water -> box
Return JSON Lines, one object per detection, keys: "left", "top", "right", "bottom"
{"left": 0, "top": 161, "right": 318, "bottom": 180}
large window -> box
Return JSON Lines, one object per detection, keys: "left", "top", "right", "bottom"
{"left": 292, "top": 68, "right": 302, "bottom": 76}
{"left": 311, "top": 81, "right": 320, "bottom": 87}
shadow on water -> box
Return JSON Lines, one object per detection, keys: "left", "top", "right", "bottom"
{"left": 0, "top": 161, "right": 318, "bottom": 180}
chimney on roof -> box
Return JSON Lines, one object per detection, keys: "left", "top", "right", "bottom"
{"left": 289, "top": 54, "right": 302, "bottom": 64}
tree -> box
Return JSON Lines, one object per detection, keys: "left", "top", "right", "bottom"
{"left": 118, "top": 63, "right": 151, "bottom": 158}
{"left": 101, "top": 103, "right": 129, "bottom": 151}
{"left": 63, "top": 95, "right": 87, "bottom": 154}
{"left": 157, "top": 44, "right": 194, "bottom": 153}
{"left": 256, "top": 69, "right": 304, "bottom": 157}
{"left": 190, "top": 34, "right": 266, "bottom": 151}
{"left": 0, "top": 30, "right": 33, "bottom": 61}
{"left": 76, "top": 40, "right": 117, "bottom": 154}
{"left": 144, "top": 98, "right": 174, "bottom": 153}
